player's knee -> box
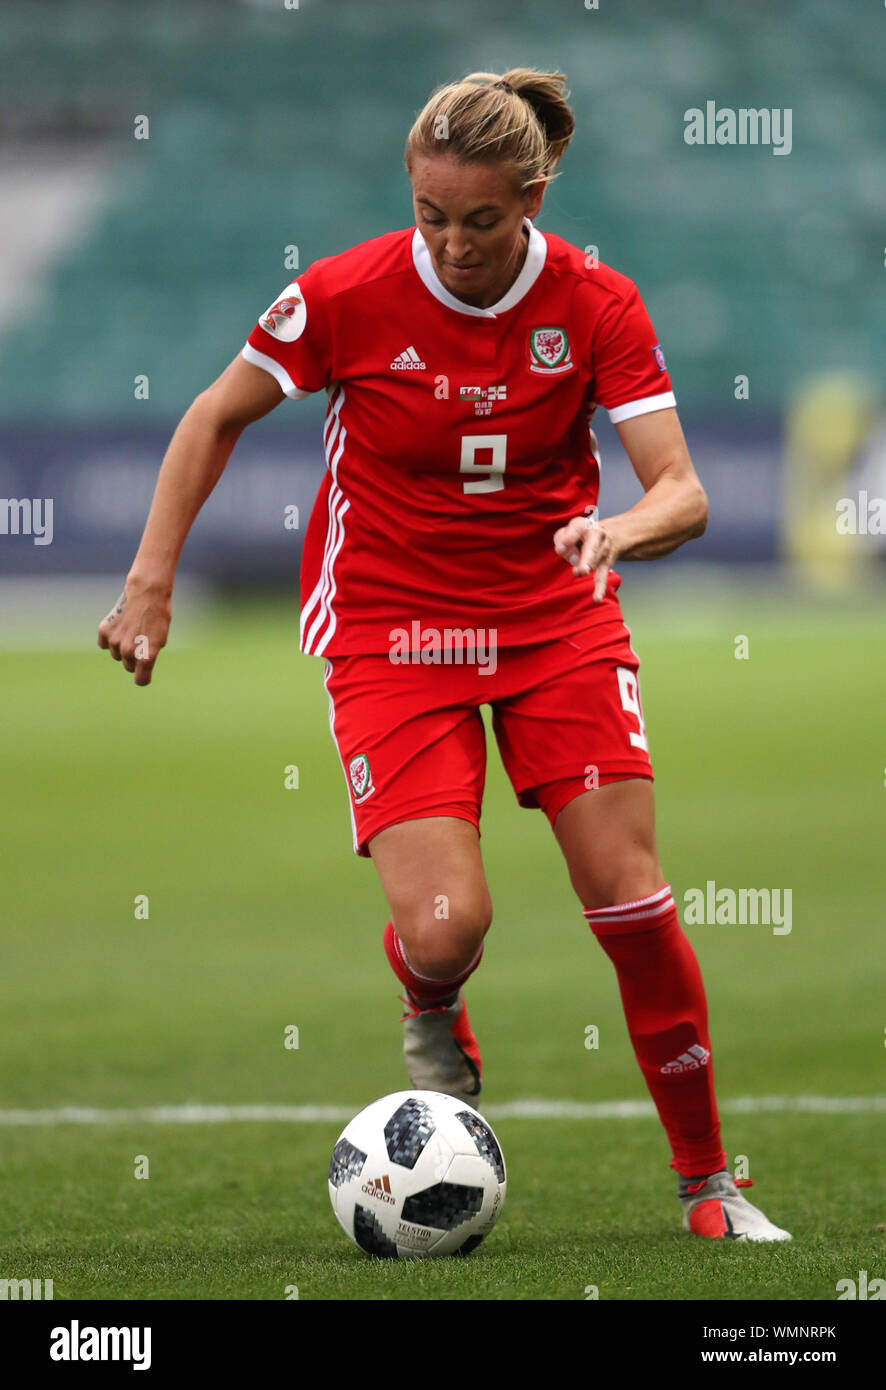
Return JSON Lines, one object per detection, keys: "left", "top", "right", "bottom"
{"left": 398, "top": 894, "right": 492, "bottom": 979}
{"left": 579, "top": 851, "right": 663, "bottom": 913}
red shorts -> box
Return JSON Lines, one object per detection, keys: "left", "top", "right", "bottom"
{"left": 322, "top": 615, "right": 653, "bottom": 856}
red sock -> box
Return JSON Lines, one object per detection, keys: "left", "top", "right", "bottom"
{"left": 585, "top": 885, "right": 726, "bottom": 1177}
{"left": 382, "top": 920, "right": 483, "bottom": 1008}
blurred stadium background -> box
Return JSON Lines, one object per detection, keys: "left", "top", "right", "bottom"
{"left": 1, "top": 0, "right": 884, "bottom": 1299}
{"left": 2, "top": 0, "right": 884, "bottom": 592}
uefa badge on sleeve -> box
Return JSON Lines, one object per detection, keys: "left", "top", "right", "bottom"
{"left": 529, "top": 326, "right": 574, "bottom": 375}
{"left": 348, "top": 753, "right": 375, "bottom": 804}
{"left": 652, "top": 343, "right": 667, "bottom": 372}
{"left": 259, "top": 281, "right": 306, "bottom": 342}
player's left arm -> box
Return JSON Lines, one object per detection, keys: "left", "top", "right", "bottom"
{"left": 554, "top": 407, "right": 708, "bottom": 602}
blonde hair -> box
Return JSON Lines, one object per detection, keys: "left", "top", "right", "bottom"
{"left": 405, "top": 68, "right": 575, "bottom": 194}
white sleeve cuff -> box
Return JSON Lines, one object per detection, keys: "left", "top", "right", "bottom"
{"left": 240, "top": 342, "right": 313, "bottom": 400}
{"left": 608, "top": 390, "right": 676, "bottom": 425}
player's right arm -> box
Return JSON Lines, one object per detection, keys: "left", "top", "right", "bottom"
{"left": 97, "top": 355, "right": 284, "bottom": 686}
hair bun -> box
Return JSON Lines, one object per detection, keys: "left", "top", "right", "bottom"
{"left": 405, "top": 68, "right": 575, "bottom": 194}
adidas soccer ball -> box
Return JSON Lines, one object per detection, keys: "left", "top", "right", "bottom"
{"left": 328, "top": 1090, "right": 506, "bottom": 1259}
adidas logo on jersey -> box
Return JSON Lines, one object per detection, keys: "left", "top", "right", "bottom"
{"left": 660, "top": 1043, "right": 711, "bottom": 1075}
{"left": 390, "top": 346, "right": 426, "bottom": 370}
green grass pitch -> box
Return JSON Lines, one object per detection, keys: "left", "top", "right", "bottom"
{"left": 1, "top": 585, "right": 883, "bottom": 1300}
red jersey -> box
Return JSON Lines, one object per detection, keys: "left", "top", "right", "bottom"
{"left": 242, "top": 219, "right": 675, "bottom": 656}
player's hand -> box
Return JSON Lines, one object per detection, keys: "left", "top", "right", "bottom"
{"left": 97, "top": 576, "right": 172, "bottom": 686}
{"left": 553, "top": 515, "right": 621, "bottom": 603}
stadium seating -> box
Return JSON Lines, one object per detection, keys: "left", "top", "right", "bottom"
{"left": 0, "top": 0, "right": 883, "bottom": 418}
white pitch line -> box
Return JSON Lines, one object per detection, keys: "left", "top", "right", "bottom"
{"left": 0, "top": 1097, "right": 883, "bottom": 1127}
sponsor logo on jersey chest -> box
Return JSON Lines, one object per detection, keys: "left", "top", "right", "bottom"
{"left": 390, "top": 345, "right": 426, "bottom": 370}
{"left": 529, "top": 326, "right": 574, "bottom": 375}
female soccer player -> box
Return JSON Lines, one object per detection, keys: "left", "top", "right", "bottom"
{"left": 99, "top": 69, "right": 790, "bottom": 1242}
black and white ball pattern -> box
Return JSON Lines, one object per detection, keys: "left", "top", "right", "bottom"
{"left": 328, "top": 1090, "right": 507, "bottom": 1258}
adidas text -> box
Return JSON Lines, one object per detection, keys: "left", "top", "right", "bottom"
{"left": 390, "top": 346, "right": 426, "bottom": 370}
{"left": 361, "top": 1176, "right": 396, "bottom": 1204}
{"left": 661, "top": 1042, "right": 711, "bottom": 1075}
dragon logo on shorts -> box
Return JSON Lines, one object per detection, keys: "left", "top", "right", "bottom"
{"left": 348, "top": 753, "right": 375, "bottom": 803}
{"left": 529, "top": 326, "right": 574, "bottom": 375}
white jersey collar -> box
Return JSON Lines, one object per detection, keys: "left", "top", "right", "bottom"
{"left": 411, "top": 216, "right": 546, "bottom": 318}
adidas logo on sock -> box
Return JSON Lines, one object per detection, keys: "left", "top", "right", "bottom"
{"left": 660, "top": 1043, "right": 711, "bottom": 1075}
{"left": 390, "top": 345, "right": 426, "bottom": 370}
